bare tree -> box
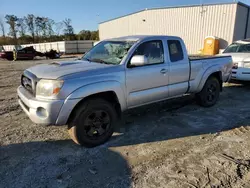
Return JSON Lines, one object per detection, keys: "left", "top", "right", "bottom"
{"left": 17, "top": 17, "right": 26, "bottom": 37}
{"left": 35, "top": 16, "right": 50, "bottom": 42}
{"left": 55, "top": 22, "right": 63, "bottom": 35}
{"left": 25, "top": 14, "right": 35, "bottom": 42}
{"left": 79, "top": 30, "right": 91, "bottom": 40}
{"left": 63, "top": 18, "right": 74, "bottom": 35}
{"left": 47, "top": 19, "right": 54, "bottom": 36}
{"left": 41, "top": 17, "right": 48, "bottom": 37}
{"left": 63, "top": 18, "right": 74, "bottom": 40}
{"left": 35, "top": 16, "right": 42, "bottom": 39}
{"left": 5, "top": 15, "right": 18, "bottom": 43}
{"left": 0, "top": 17, "right": 5, "bottom": 37}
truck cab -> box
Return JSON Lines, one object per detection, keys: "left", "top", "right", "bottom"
{"left": 117, "top": 36, "right": 190, "bottom": 107}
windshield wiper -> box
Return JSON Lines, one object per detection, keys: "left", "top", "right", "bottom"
{"left": 83, "top": 57, "right": 91, "bottom": 62}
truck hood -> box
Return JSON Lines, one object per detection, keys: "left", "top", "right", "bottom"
{"left": 27, "top": 60, "right": 112, "bottom": 79}
{"left": 222, "top": 53, "right": 250, "bottom": 62}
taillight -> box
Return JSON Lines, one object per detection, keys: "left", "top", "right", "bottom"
{"left": 233, "top": 63, "right": 238, "bottom": 69}
{"left": 0, "top": 52, "right": 6, "bottom": 57}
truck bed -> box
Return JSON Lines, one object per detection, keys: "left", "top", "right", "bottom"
{"left": 187, "top": 54, "right": 232, "bottom": 93}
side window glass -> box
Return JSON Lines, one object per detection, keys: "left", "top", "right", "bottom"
{"left": 238, "top": 44, "right": 250, "bottom": 52}
{"left": 168, "top": 40, "right": 184, "bottom": 62}
{"left": 132, "top": 40, "right": 164, "bottom": 65}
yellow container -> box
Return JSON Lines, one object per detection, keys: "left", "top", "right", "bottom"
{"left": 203, "top": 36, "right": 219, "bottom": 55}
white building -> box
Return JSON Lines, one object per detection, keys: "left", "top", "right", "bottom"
{"left": 2, "top": 41, "right": 95, "bottom": 54}
{"left": 99, "top": 2, "right": 250, "bottom": 54}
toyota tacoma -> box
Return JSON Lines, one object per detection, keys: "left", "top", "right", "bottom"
{"left": 17, "top": 35, "right": 233, "bottom": 147}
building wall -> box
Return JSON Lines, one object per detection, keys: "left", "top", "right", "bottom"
{"left": 245, "top": 9, "right": 250, "bottom": 38}
{"left": 2, "top": 41, "right": 95, "bottom": 54}
{"left": 22, "top": 41, "right": 66, "bottom": 53}
{"left": 65, "top": 40, "right": 94, "bottom": 54}
{"left": 233, "top": 4, "right": 248, "bottom": 41}
{"left": 2, "top": 42, "right": 66, "bottom": 53}
{"left": 99, "top": 3, "right": 238, "bottom": 54}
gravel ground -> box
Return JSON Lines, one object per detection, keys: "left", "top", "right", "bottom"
{"left": 1, "top": 59, "right": 250, "bottom": 188}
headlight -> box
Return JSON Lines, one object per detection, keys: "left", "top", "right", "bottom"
{"left": 233, "top": 63, "right": 238, "bottom": 69}
{"left": 244, "top": 62, "right": 250, "bottom": 68}
{"left": 36, "top": 79, "right": 64, "bottom": 98}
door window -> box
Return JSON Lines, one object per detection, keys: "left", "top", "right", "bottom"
{"left": 130, "top": 40, "right": 164, "bottom": 66}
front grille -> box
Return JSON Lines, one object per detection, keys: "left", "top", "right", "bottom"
{"left": 21, "top": 70, "right": 38, "bottom": 96}
{"left": 21, "top": 75, "right": 34, "bottom": 94}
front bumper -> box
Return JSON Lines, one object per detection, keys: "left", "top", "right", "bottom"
{"left": 17, "top": 86, "right": 64, "bottom": 126}
{"left": 231, "top": 67, "right": 250, "bottom": 81}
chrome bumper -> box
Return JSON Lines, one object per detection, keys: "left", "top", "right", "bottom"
{"left": 17, "top": 86, "right": 64, "bottom": 126}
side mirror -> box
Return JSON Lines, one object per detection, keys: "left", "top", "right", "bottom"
{"left": 130, "top": 55, "right": 148, "bottom": 66}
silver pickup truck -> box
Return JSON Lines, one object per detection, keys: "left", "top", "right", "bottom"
{"left": 17, "top": 35, "right": 232, "bottom": 147}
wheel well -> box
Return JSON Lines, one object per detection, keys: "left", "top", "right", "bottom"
{"left": 209, "top": 71, "right": 222, "bottom": 91}
{"left": 67, "top": 91, "right": 122, "bottom": 124}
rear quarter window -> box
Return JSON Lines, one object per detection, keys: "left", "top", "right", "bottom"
{"left": 167, "top": 40, "right": 184, "bottom": 62}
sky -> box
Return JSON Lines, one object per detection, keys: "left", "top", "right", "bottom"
{"left": 0, "top": 0, "right": 249, "bottom": 33}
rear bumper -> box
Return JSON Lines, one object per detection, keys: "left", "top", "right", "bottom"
{"left": 17, "top": 86, "right": 64, "bottom": 126}
{"left": 231, "top": 67, "right": 250, "bottom": 81}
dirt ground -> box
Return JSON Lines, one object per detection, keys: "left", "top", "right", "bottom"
{"left": 1, "top": 59, "right": 250, "bottom": 188}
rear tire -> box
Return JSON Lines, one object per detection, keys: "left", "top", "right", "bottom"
{"left": 68, "top": 98, "right": 117, "bottom": 147}
{"left": 196, "top": 76, "right": 220, "bottom": 107}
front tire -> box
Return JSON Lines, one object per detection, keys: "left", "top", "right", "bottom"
{"left": 196, "top": 76, "right": 220, "bottom": 107}
{"left": 68, "top": 98, "right": 117, "bottom": 147}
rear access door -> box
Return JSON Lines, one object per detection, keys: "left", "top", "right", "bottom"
{"left": 167, "top": 39, "right": 190, "bottom": 97}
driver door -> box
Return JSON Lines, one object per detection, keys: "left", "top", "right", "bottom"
{"left": 125, "top": 40, "right": 169, "bottom": 108}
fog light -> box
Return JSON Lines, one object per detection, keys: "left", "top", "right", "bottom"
{"left": 37, "top": 107, "right": 48, "bottom": 118}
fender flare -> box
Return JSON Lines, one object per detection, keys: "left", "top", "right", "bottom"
{"left": 68, "top": 80, "right": 126, "bottom": 110}
{"left": 196, "top": 65, "right": 222, "bottom": 93}
{"left": 55, "top": 81, "right": 127, "bottom": 125}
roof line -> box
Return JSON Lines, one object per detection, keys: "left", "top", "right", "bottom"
{"left": 238, "top": 1, "right": 250, "bottom": 8}
{"left": 99, "top": 1, "right": 249, "bottom": 25}
{"left": 99, "top": 9, "right": 146, "bottom": 24}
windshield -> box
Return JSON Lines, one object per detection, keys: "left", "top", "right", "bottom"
{"left": 82, "top": 41, "right": 135, "bottom": 65}
{"left": 223, "top": 43, "right": 250, "bottom": 53}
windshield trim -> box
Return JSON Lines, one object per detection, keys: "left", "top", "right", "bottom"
{"left": 224, "top": 43, "right": 250, "bottom": 53}
{"left": 82, "top": 40, "right": 136, "bottom": 65}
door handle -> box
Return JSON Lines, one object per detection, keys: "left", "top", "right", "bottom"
{"left": 160, "top": 69, "right": 168, "bottom": 74}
